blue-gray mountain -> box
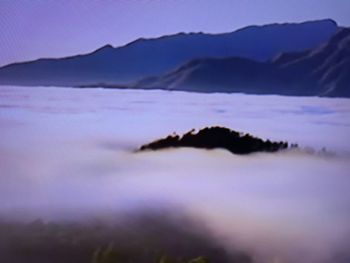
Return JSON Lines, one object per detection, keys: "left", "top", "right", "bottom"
{"left": 135, "top": 27, "right": 350, "bottom": 97}
{"left": 0, "top": 19, "right": 338, "bottom": 87}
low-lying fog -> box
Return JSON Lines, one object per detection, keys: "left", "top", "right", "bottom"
{"left": 1, "top": 86, "right": 350, "bottom": 262}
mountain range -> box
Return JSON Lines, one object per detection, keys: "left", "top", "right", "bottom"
{"left": 0, "top": 19, "right": 348, "bottom": 97}
{"left": 135, "top": 27, "right": 350, "bottom": 97}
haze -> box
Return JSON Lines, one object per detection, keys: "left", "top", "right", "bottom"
{"left": 1, "top": 86, "right": 350, "bottom": 262}
{"left": 1, "top": 0, "right": 350, "bottom": 66}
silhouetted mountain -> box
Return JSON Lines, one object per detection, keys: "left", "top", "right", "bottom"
{"left": 0, "top": 19, "right": 338, "bottom": 86}
{"left": 139, "top": 127, "right": 291, "bottom": 155}
{"left": 134, "top": 28, "right": 350, "bottom": 97}
{"left": 276, "top": 28, "right": 350, "bottom": 97}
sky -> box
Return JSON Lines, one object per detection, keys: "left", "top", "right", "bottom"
{"left": 0, "top": 0, "right": 350, "bottom": 66}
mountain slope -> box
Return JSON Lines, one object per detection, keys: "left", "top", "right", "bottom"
{"left": 278, "top": 28, "right": 350, "bottom": 97}
{"left": 0, "top": 19, "right": 338, "bottom": 87}
{"left": 134, "top": 28, "right": 350, "bottom": 97}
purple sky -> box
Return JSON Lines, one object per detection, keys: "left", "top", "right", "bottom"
{"left": 0, "top": 0, "right": 349, "bottom": 66}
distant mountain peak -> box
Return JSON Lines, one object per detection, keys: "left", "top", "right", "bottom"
{"left": 0, "top": 19, "right": 340, "bottom": 90}
{"left": 316, "top": 18, "right": 338, "bottom": 26}
{"left": 93, "top": 44, "right": 114, "bottom": 53}
{"left": 278, "top": 18, "right": 337, "bottom": 26}
{"left": 126, "top": 19, "right": 338, "bottom": 46}
{"left": 234, "top": 18, "right": 338, "bottom": 33}
{"left": 134, "top": 27, "right": 350, "bottom": 97}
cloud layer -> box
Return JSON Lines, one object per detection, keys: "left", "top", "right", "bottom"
{"left": 0, "top": 86, "right": 350, "bottom": 262}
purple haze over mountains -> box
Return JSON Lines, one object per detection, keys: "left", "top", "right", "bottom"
{"left": 0, "top": 0, "right": 349, "bottom": 66}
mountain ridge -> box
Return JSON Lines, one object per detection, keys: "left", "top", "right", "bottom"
{"left": 0, "top": 19, "right": 339, "bottom": 87}
{"left": 133, "top": 28, "right": 350, "bottom": 97}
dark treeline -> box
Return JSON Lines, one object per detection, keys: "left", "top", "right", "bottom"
{"left": 140, "top": 127, "right": 293, "bottom": 154}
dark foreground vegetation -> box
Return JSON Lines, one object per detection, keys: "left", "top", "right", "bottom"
{"left": 140, "top": 127, "right": 292, "bottom": 154}
{"left": 0, "top": 211, "right": 252, "bottom": 263}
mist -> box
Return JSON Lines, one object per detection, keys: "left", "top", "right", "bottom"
{"left": 1, "top": 86, "right": 350, "bottom": 262}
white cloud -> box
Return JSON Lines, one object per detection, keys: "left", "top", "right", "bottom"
{"left": 1, "top": 86, "right": 350, "bottom": 262}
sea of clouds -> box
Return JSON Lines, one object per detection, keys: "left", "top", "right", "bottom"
{"left": 0, "top": 86, "right": 350, "bottom": 262}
